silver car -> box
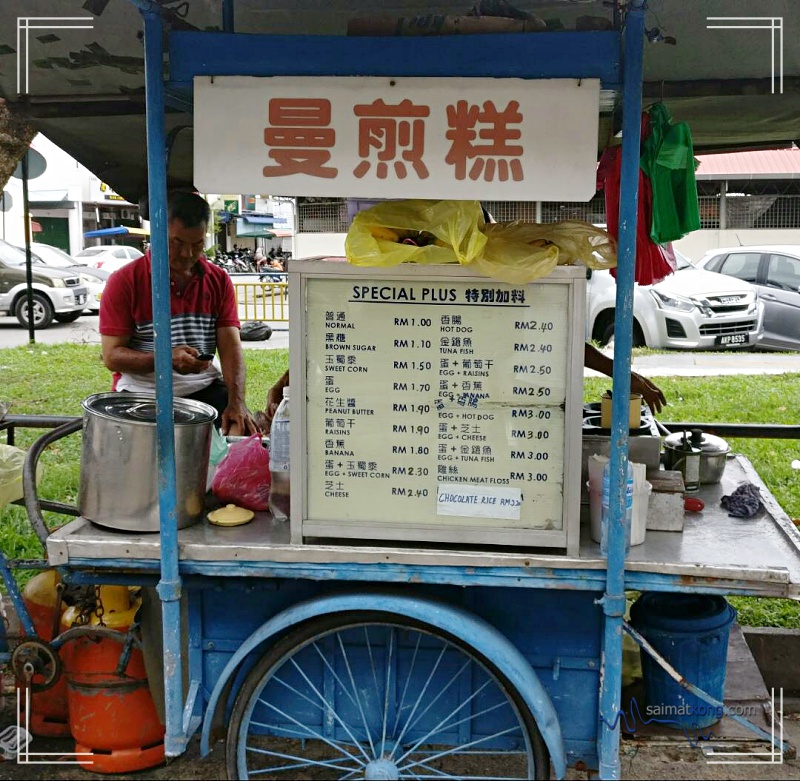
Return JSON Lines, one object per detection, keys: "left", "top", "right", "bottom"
{"left": 587, "top": 252, "right": 764, "bottom": 350}
{"left": 24, "top": 242, "right": 109, "bottom": 315}
{"left": 695, "top": 245, "right": 800, "bottom": 351}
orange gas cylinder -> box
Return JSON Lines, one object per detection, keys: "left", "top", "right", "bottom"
{"left": 19, "top": 570, "right": 70, "bottom": 738}
{"left": 62, "top": 586, "right": 165, "bottom": 773}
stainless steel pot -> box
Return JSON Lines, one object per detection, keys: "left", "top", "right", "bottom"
{"left": 79, "top": 393, "right": 217, "bottom": 532}
{"left": 663, "top": 428, "right": 730, "bottom": 485}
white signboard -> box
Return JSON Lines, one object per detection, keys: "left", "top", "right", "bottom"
{"left": 194, "top": 76, "right": 600, "bottom": 201}
{"left": 302, "top": 275, "right": 569, "bottom": 537}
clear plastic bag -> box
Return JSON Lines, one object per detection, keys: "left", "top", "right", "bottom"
{"left": 211, "top": 434, "right": 271, "bottom": 512}
{"left": 482, "top": 219, "right": 617, "bottom": 271}
{"left": 0, "top": 444, "right": 28, "bottom": 508}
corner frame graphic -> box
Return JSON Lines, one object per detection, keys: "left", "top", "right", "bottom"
{"left": 707, "top": 16, "right": 784, "bottom": 94}
{"left": 12, "top": 687, "right": 93, "bottom": 765}
{"left": 703, "top": 688, "right": 786, "bottom": 766}
{"left": 16, "top": 16, "right": 95, "bottom": 95}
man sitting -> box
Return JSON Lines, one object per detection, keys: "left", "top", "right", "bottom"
{"left": 99, "top": 192, "right": 259, "bottom": 435}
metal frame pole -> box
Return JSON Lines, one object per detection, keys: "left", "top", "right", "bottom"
{"left": 597, "top": 2, "right": 646, "bottom": 778}
{"left": 21, "top": 151, "right": 35, "bottom": 344}
{"left": 139, "top": 4, "right": 185, "bottom": 757}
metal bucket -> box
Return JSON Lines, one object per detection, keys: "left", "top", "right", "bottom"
{"left": 79, "top": 393, "right": 216, "bottom": 532}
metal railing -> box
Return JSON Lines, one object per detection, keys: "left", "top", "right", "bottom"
{"left": 232, "top": 280, "right": 289, "bottom": 322}
{"left": 700, "top": 193, "right": 800, "bottom": 230}
{"left": 297, "top": 193, "right": 800, "bottom": 235}
{"left": 297, "top": 200, "right": 349, "bottom": 233}
{"left": 541, "top": 196, "right": 607, "bottom": 224}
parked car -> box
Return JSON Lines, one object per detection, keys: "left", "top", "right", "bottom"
{"left": 0, "top": 239, "right": 88, "bottom": 328}
{"left": 20, "top": 242, "right": 109, "bottom": 314}
{"left": 74, "top": 244, "right": 143, "bottom": 273}
{"left": 695, "top": 245, "right": 800, "bottom": 351}
{"left": 587, "top": 252, "right": 764, "bottom": 350}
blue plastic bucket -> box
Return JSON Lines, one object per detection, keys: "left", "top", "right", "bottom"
{"left": 630, "top": 593, "right": 737, "bottom": 729}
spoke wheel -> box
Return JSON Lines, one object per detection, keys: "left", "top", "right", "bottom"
{"left": 226, "top": 611, "right": 549, "bottom": 780}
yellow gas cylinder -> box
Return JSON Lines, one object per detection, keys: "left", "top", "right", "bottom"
{"left": 63, "top": 586, "right": 165, "bottom": 773}
{"left": 19, "top": 570, "right": 70, "bottom": 737}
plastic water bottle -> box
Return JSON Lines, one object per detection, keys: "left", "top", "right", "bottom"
{"left": 268, "top": 387, "right": 291, "bottom": 521}
{"left": 600, "top": 459, "right": 634, "bottom": 557}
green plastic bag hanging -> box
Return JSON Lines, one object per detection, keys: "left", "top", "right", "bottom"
{"left": 640, "top": 103, "right": 701, "bottom": 244}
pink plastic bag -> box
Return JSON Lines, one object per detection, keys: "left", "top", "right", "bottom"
{"left": 211, "top": 434, "right": 271, "bottom": 511}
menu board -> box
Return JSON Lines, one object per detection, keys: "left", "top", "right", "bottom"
{"left": 296, "top": 265, "right": 583, "bottom": 549}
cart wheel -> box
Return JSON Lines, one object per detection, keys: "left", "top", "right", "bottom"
{"left": 226, "top": 611, "right": 549, "bottom": 780}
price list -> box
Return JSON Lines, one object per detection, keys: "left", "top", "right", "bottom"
{"left": 304, "top": 277, "right": 570, "bottom": 537}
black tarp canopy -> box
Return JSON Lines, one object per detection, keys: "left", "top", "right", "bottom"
{"left": 1, "top": 0, "right": 797, "bottom": 204}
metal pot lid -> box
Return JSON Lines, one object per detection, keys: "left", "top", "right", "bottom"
{"left": 663, "top": 430, "right": 696, "bottom": 450}
{"left": 664, "top": 428, "right": 729, "bottom": 455}
{"left": 82, "top": 392, "right": 217, "bottom": 425}
{"left": 689, "top": 428, "right": 730, "bottom": 454}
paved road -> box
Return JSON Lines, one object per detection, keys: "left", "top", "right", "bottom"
{"left": 3, "top": 314, "right": 798, "bottom": 375}
{"left": 0, "top": 314, "right": 290, "bottom": 352}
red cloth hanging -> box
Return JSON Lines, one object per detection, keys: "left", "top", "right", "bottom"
{"left": 597, "top": 116, "right": 677, "bottom": 286}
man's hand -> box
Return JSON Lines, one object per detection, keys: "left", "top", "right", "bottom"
{"left": 171, "top": 345, "right": 212, "bottom": 375}
{"left": 631, "top": 372, "right": 666, "bottom": 414}
{"left": 264, "top": 370, "right": 289, "bottom": 433}
{"left": 221, "top": 402, "right": 260, "bottom": 436}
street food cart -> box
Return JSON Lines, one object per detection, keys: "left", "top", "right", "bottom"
{"left": 1, "top": 1, "right": 799, "bottom": 779}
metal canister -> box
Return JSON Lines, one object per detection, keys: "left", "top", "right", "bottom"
{"left": 79, "top": 393, "right": 216, "bottom": 531}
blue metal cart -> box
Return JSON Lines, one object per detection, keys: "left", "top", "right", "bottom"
{"left": 2, "top": 2, "right": 799, "bottom": 779}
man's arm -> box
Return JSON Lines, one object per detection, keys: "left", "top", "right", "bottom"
{"left": 584, "top": 342, "right": 666, "bottom": 413}
{"left": 216, "top": 326, "right": 258, "bottom": 434}
{"left": 101, "top": 334, "right": 208, "bottom": 376}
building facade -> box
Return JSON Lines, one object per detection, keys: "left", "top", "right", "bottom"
{"left": 0, "top": 134, "right": 139, "bottom": 255}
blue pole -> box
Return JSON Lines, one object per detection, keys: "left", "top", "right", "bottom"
{"left": 597, "top": 2, "right": 646, "bottom": 779}
{"left": 140, "top": 6, "right": 185, "bottom": 757}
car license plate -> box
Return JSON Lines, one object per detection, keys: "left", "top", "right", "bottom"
{"left": 716, "top": 333, "right": 748, "bottom": 346}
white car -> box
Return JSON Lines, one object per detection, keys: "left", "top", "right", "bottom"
{"left": 695, "top": 246, "right": 800, "bottom": 352}
{"left": 587, "top": 252, "right": 764, "bottom": 350}
{"left": 74, "top": 245, "right": 143, "bottom": 273}
{"left": 25, "top": 242, "right": 109, "bottom": 314}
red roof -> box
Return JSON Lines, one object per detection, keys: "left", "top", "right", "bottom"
{"left": 695, "top": 147, "right": 800, "bottom": 179}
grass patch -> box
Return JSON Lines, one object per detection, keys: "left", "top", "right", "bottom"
{"left": 1, "top": 345, "right": 798, "bottom": 626}
{"left": 584, "top": 374, "right": 800, "bottom": 524}
{"left": 586, "top": 373, "right": 800, "bottom": 629}
{"left": 0, "top": 344, "right": 288, "bottom": 572}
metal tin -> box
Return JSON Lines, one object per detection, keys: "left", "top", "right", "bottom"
{"left": 79, "top": 393, "right": 217, "bottom": 532}
{"left": 664, "top": 428, "right": 730, "bottom": 485}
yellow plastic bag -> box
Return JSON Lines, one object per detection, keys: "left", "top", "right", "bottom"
{"left": 473, "top": 228, "right": 559, "bottom": 285}
{"left": 345, "top": 199, "right": 488, "bottom": 269}
{"left": 0, "top": 444, "right": 27, "bottom": 508}
{"left": 346, "top": 201, "right": 617, "bottom": 285}
{"left": 483, "top": 219, "right": 617, "bottom": 270}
